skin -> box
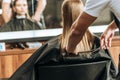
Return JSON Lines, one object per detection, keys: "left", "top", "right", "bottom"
{"left": 2, "top": 2, "right": 13, "bottom": 23}
{"left": 66, "top": 12, "right": 96, "bottom": 54}
{"left": 66, "top": 11, "right": 118, "bottom": 54}
{"left": 13, "top": 0, "right": 28, "bottom": 16}
{"left": 100, "top": 20, "right": 118, "bottom": 49}
{"left": 32, "top": 0, "right": 47, "bottom": 22}
{"left": 2, "top": 0, "right": 47, "bottom": 23}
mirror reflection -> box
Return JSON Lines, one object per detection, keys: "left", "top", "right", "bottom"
{"left": 0, "top": 0, "right": 47, "bottom": 32}
{"left": 0, "top": 0, "right": 112, "bottom": 32}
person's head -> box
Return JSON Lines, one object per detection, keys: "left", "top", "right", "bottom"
{"left": 60, "top": 0, "right": 94, "bottom": 52}
{"left": 12, "top": 0, "right": 29, "bottom": 17}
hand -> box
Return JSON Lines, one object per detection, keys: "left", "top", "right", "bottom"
{"left": 31, "top": 15, "right": 41, "bottom": 22}
{"left": 100, "top": 21, "right": 118, "bottom": 49}
{"left": 100, "top": 27, "right": 116, "bottom": 49}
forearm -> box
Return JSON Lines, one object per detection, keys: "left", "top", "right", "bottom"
{"left": 2, "top": 2, "right": 12, "bottom": 23}
{"left": 66, "top": 12, "right": 96, "bottom": 53}
{"left": 34, "top": 0, "right": 47, "bottom": 16}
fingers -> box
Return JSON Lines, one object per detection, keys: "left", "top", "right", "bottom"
{"left": 100, "top": 34, "right": 106, "bottom": 49}
{"left": 100, "top": 34, "right": 109, "bottom": 49}
{"left": 108, "top": 37, "right": 112, "bottom": 47}
{"left": 32, "top": 16, "right": 40, "bottom": 22}
{"left": 108, "top": 33, "right": 114, "bottom": 47}
{"left": 100, "top": 35, "right": 104, "bottom": 48}
{"left": 104, "top": 35, "right": 109, "bottom": 49}
{"left": 100, "top": 33, "right": 113, "bottom": 49}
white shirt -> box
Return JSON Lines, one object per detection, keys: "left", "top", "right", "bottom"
{"left": 84, "top": 0, "right": 120, "bottom": 21}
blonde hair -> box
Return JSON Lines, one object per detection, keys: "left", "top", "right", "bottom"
{"left": 60, "top": 0, "right": 94, "bottom": 53}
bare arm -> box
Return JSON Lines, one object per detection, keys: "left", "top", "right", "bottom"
{"left": 2, "top": 2, "right": 12, "bottom": 23}
{"left": 32, "top": 0, "right": 47, "bottom": 21}
{"left": 66, "top": 12, "right": 97, "bottom": 54}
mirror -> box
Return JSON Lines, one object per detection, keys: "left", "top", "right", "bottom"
{"left": 0, "top": 0, "right": 113, "bottom": 41}
{"left": 44, "top": 0, "right": 112, "bottom": 29}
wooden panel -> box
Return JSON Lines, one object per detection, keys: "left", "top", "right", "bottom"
{"left": 0, "top": 48, "right": 37, "bottom": 56}
{"left": 0, "top": 54, "right": 32, "bottom": 78}
{"left": 111, "top": 36, "right": 120, "bottom": 47}
{"left": 109, "top": 36, "right": 120, "bottom": 68}
{"left": 0, "top": 48, "right": 38, "bottom": 78}
{"left": 0, "top": 15, "right": 5, "bottom": 27}
{"left": 109, "top": 47, "right": 120, "bottom": 68}
{"left": 0, "top": 57, "right": 2, "bottom": 77}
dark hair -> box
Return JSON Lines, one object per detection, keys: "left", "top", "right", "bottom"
{"left": 10, "top": 0, "right": 17, "bottom": 7}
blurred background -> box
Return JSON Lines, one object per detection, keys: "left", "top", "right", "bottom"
{"left": 0, "top": 0, "right": 112, "bottom": 29}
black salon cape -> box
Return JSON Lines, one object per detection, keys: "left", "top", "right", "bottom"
{"left": 0, "top": 17, "right": 41, "bottom": 32}
{"left": 8, "top": 36, "right": 118, "bottom": 80}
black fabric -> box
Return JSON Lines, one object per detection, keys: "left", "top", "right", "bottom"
{"left": 36, "top": 61, "right": 107, "bottom": 80}
{"left": 8, "top": 36, "right": 118, "bottom": 80}
{"left": 0, "top": 17, "right": 41, "bottom": 32}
